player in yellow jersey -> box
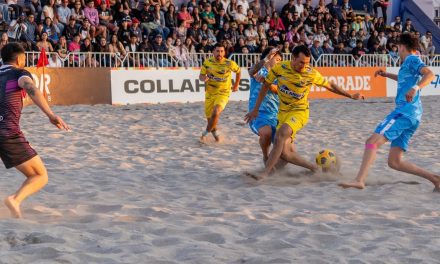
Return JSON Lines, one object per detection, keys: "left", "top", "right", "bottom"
{"left": 245, "top": 45, "right": 364, "bottom": 180}
{"left": 199, "top": 43, "right": 241, "bottom": 143}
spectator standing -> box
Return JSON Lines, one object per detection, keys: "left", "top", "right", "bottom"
{"left": 373, "top": 0, "right": 389, "bottom": 22}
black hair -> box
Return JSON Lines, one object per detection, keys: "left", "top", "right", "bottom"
{"left": 398, "top": 32, "right": 419, "bottom": 51}
{"left": 1, "top": 43, "right": 25, "bottom": 63}
{"left": 261, "top": 46, "right": 282, "bottom": 60}
{"left": 292, "top": 45, "right": 311, "bottom": 57}
{"left": 213, "top": 43, "right": 226, "bottom": 50}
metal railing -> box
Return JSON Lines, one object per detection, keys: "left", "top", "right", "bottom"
{"left": 21, "top": 52, "right": 440, "bottom": 68}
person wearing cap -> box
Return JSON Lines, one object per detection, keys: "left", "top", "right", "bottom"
{"left": 199, "top": 43, "right": 241, "bottom": 143}
{"left": 118, "top": 16, "right": 131, "bottom": 46}
{"left": 201, "top": 3, "right": 215, "bottom": 29}
{"left": 130, "top": 17, "right": 142, "bottom": 42}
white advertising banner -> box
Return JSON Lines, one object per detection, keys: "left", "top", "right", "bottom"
{"left": 111, "top": 68, "right": 250, "bottom": 105}
{"left": 386, "top": 67, "right": 440, "bottom": 97}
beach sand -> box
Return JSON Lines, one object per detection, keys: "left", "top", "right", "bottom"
{"left": 0, "top": 97, "right": 439, "bottom": 263}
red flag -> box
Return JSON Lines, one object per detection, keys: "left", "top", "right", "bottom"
{"left": 36, "top": 48, "right": 49, "bottom": 68}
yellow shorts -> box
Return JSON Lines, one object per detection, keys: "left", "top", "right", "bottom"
{"left": 277, "top": 109, "right": 309, "bottom": 140}
{"left": 205, "top": 93, "right": 229, "bottom": 118}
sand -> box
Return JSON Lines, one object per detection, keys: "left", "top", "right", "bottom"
{"left": 0, "top": 96, "right": 439, "bottom": 264}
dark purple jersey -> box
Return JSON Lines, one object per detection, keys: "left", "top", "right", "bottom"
{"left": 0, "top": 65, "right": 33, "bottom": 139}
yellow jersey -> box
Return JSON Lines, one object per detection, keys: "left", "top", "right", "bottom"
{"left": 200, "top": 57, "right": 241, "bottom": 95}
{"left": 265, "top": 61, "right": 329, "bottom": 112}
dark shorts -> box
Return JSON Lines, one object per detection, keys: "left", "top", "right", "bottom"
{"left": 0, "top": 133, "right": 38, "bottom": 169}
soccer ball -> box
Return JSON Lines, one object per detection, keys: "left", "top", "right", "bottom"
{"left": 315, "top": 149, "right": 338, "bottom": 171}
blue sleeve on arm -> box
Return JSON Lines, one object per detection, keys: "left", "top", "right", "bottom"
{"left": 408, "top": 56, "right": 426, "bottom": 76}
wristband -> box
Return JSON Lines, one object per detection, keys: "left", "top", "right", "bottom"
{"left": 412, "top": 85, "right": 420, "bottom": 91}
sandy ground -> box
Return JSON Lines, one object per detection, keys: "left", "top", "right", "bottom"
{"left": 0, "top": 96, "right": 439, "bottom": 264}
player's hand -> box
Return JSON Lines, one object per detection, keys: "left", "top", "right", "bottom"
{"left": 374, "top": 69, "right": 386, "bottom": 78}
{"left": 406, "top": 87, "right": 417, "bottom": 102}
{"left": 232, "top": 85, "right": 239, "bottom": 92}
{"left": 49, "top": 114, "right": 71, "bottom": 131}
{"left": 266, "top": 47, "right": 280, "bottom": 60}
{"left": 244, "top": 109, "right": 258, "bottom": 123}
{"left": 351, "top": 93, "right": 365, "bottom": 100}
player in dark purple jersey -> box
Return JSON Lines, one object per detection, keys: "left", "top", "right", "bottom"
{"left": 0, "top": 43, "right": 70, "bottom": 218}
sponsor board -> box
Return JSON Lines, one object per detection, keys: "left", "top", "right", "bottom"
{"left": 25, "top": 68, "right": 112, "bottom": 105}
{"left": 386, "top": 67, "right": 440, "bottom": 97}
{"left": 111, "top": 67, "right": 387, "bottom": 104}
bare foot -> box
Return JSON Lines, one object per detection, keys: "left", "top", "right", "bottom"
{"left": 433, "top": 187, "right": 440, "bottom": 193}
{"left": 432, "top": 176, "right": 440, "bottom": 193}
{"left": 199, "top": 135, "right": 208, "bottom": 144}
{"left": 4, "top": 196, "right": 22, "bottom": 218}
{"left": 213, "top": 133, "right": 223, "bottom": 143}
{"left": 338, "top": 181, "right": 365, "bottom": 189}
{"left": 245, "top": 171, "right": 268, "bottom": 181}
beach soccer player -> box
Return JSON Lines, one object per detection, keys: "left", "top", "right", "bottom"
{"left": 339, "top": 33, "right": 440, "bottom": 191}
{"left": 248, "top": 47, "right": 282, "bottom": 163}
{"left": 199, "top": 43, "right": 241, "bottom": 143}
{"left": 245, "top": 45, "right": 364, "bottom": 180}
{"left": 0, "top": 43, "right": 70, "bottom": 218}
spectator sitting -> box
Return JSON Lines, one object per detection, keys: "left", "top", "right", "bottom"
{"left": 43, "top": 17, "right": 60, "bottom": 44}
{"left": 281, "top": 40, "right": 290, "bottom": 54}
{"left": 351, "top": 40, "right": 366, "bottom": 59}
{"left": 201, "top": 3, "right": 216, "bottom": 29}
{"left": 215, "top": 7, "right": 229, "bottom": 31}
{"left": 420, "top": 31, "right": 435, "bottom": 56}
{"left": 48, "top": 53, "right": 62, "bottom": 67}
{"left": 378, "top": 31, "right": 387, "bottom": 48}
{"left": 322, "top": 40, "right": 334, "bottom": 53}
{"left": 327, "top": 0, "right": 343, "bottom": 21}
{"left": 7, "top": 13, "right": 27, "bottom": 42}
{"left": 217, "top": 21, "right": 232, "bottom": 43}
{"left": 98, "top": 1, "right": 118, "bottom": 34}
{"left": 177, "top": 4, "right": 193, "bottom": 29}
{"left": 389, "top": 44, "right": 399, "bottom": 60}
{"left": 83, "top": 0, "right": 106, "bottom": 39}
{"left": 244, "top": 23, "right": 257, "bottom": 52}
{"left": 0, "top": 32, "right": 8, "bottom": 50}
{"left": 152, "top": 33, "right": 168, "bottom": 52}
{"left": 368, "top": 40, "right": 381, "bottom": 54}
{"left": 281, "top": 0, "right": 295, "bottom": 17}
{"left": 269, "top": 11, "right": 284, "bottom": 32}
{"left": 55, "top": 35, "right": 68, "bottom": 64}
{"left": 71, "top": 1, "right": 85, "bottom": 24}
{"left": 37, "top": 31, "right": 54, "bottom": 51}
{"left": 198, "top": 22, "right": 216, "bottom": 45}
{"left": 403, "top": 18, "right": 415, "bottom": 33}
{"left": 333, "top": 41, "right": 346, "bottom": 54}
{"left": 310, "top": 39, "right": 324, "bottom": 60}
{"left": 57, "top": 0, "right": 71, "bottom": 26}
{"left": 130, "top": 18, "right": 142, "bottom": 43}
{"left": 313, "top": 27, "right": 326, "bottom": 46}
{"left": 233, "top": 5, "right": 247, "bottom": 25}
{"left": 196, "top": 35, "right": 210, "bottom": 53}
{"left": 41, "top": 0, "right": 56, "bottom": 21}
{"left": 390, "top": 16, "right": 402, "bottom": 32}
{"left": 164, "top": 4, "right": 177, "bottom": 33}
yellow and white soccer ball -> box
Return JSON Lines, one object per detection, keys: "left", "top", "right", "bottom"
{"left": 315, "top": 149, "right": 338, "bottom": 171}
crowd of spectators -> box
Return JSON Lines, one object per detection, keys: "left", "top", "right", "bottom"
{"left": 0, "top": 0, "right": 436, "bottom": 67}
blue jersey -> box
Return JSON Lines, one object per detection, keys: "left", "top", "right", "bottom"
{"left": 248, "top": 67, "right": 279, "bottom": 120}
{"left": 395, "top": 55, "right": 426, "bottom": 121}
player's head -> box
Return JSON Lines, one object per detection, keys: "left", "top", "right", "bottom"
{"left": 291, "top": 45, "right": 311, "bottom": 72}
{"left": 1, "top": 43, "right": 26, "bottom": 69}
{"left": 261, "top": 46, "right": 282, "bottom": 68}
{"left": 213, "top": 43, "right": 226, "bottom": 61}
{"left": 397, "top": 32, "right": 419, "bottom": 56}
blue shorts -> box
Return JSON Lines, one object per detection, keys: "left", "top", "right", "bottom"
{"left": 374, "top": 112, "right": 419, "bottom": 152}
{"left": 249, "top": 116, "right": 277, "bottom": 142}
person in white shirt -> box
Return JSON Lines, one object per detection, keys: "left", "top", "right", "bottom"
{"left": 237, "top": 0, "right": 249, "bottom": 14}
{"left": 244, "top": 24, "right": 258, "bottom": 50}
{"left": 233, "top": 5, "right": 248, "bottom": 24}
{"left": 378, "top": 31, "right": 387, "bottom": 48}
{"left": 294, "top": 0, "right": 304, "bottom": 16}
{"left": 48, "top": 53, "right": 63, "bottom": 67}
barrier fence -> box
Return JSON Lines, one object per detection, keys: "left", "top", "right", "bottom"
{"left": 22, "top": 52, "right": 440, "bottom": 69}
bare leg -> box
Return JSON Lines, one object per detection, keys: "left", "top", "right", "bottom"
{"left": 258, "top": 125, "right": 273, "bottom": 162}
{"left": 4, "top": 156, "right": 48, "bottom": 218}
{"left": 281, "top": 140, "right": 318, "bottom": 172}
{"left": 388, "top": 147, "right": 440, "bottom": 191}
{"left": 254, "top": 124, "right": 292, "bottom": 180}
{"left": 201, "top": 105, "right": 224, "bottom": 142}
{"left": 339, "top": 133, "right": 388, "bottom": 189}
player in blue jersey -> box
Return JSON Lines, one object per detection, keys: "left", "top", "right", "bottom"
{"left": 0, "top": 43, "right": 70, "bottom": 218}
{"left": 339, "top": 33, "right": 440, "bottom": 191}
{"left": 248, "top": 47, "right": 282, "bottom": 163}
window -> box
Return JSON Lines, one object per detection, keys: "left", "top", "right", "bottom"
{"left": 436, "top": 9, "right": 439, "bottom": 17}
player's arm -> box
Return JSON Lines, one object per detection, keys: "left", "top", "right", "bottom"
{"left": 248, "top": 48, "right": 279, "bottom": 77}
{"left": 18, "top": 76, "right": 70, "bottom": 131}
{"left": 375, "top": 69, "right": 398, "bottom": 81}
{"left": 405, "top": 66, "right": 435, "bottom": 102}
{"left": 232, "top": 70, "right": 241, "bottom": 92}
{"left": 321, "top": 81, "right": 364, "bottom": 100}
{"left": 244, "top": 81, "right": 270, "bottom": 123}
{"left": 199, "top": 73, "right": 209, "bottom": 82}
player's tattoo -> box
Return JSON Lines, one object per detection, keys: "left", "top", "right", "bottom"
{"left": 23, "top": 81, "right": 36, "bottom": 96}
{"left": 249, "top": 58, "right": 266, "bottom": 77}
